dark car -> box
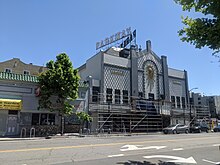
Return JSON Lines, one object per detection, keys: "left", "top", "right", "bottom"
{"left": 163, "top": 124, "right": 189, "bottom": 134}
{"left": 190, "top": 122, "right": 209, "bottom": 133}
{"left": 213, "top": 125, "right": 220, "bottom": 132}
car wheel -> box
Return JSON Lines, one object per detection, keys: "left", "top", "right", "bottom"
{"left": 206, "top": 129, "right": 209, "bottom": 133}
{"left": 185, "top": 129, "right": 189, "bottom": 134}
{"left": 173, "top": 130, "right": 177, "bottom": 134}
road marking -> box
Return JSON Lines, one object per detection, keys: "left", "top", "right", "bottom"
{"left": 213, "top": 144, "right": 220, "bottom": 147}
{"left": 120, "top": 145, "right": 166, "bottom": 151}
{"left": 203, "top": 159, "right": 220, "bottom": 164}
{"left": 173, "top": 148, "right": 183, "bottom": 151}
{"left": 108, "top": 154, "right": 124, "bottom": 158}
{"left": 144, "top": 155, "right": 197, "bottom": 164}
{"left": 0, "top": 136, "right": 218, "bottom": 153}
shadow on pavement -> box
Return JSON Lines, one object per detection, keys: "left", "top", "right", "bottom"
{"left": 117, "top": 160, "right": 179, "bottom": 165}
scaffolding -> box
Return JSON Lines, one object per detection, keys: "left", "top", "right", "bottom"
{"left": 89, "top": 94, "right": 167, "bottom": 133}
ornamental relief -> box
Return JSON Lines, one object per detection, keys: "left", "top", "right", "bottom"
{"left": 144, "top": 61, "right": 159, "bottom": 99}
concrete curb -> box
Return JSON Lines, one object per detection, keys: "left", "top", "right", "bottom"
{"left": 0, "top": 132, "right": 163, "bottom": 141}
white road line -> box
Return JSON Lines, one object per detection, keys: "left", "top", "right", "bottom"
{"left": 203, "top": 159, "right": 220, "bottom": 164}
{"left": 172, "top": 148, "right": 183, "bottom": 151}
{"left": 108, "top": 154, "right": 124, "bottom": 158}
{"left": 213, "top": 144, "right": 220, "bottom": 147}
{"left": 144, "top": 155, "right": 197, "bottom": 164}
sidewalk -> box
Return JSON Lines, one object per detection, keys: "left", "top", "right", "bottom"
{"left": 0, "top": 137, "right": 42, "bottom": 141}
{"left": 0, "top": 132, "right": 162, "bottom": 141}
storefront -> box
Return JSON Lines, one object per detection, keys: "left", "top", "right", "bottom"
{"left": 0, "top": 98, "right": 22, "bottom": 136}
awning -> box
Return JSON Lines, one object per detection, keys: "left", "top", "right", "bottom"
{"left": 0, "top": 99, "right": 22, "bottom": 110}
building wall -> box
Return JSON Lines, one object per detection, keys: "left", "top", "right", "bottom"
{"left": 103, "top": 52, "right": 130, "bottom": 68}
{"left": 0, "top": 79, "right": 58, "bottom": 136}
{"left": 78, "top": 42, "right": 189, "bottom": 111}
{"left": 0, "top": 58, "right": 47, "bottom": 76}
{"left": 84, "top": 52, "right": 102, "bottom": 80}
{"left": 103, "top": 65, "right": 130, "bottom": 103}
{"left": 0, "top": 60, "right": 57, "bottom": 136}
{"left": 169, "top": 78, "right": 187, "bottom": 98}
{"left": 214, "top": 96, "right": 220, "bottom": 116}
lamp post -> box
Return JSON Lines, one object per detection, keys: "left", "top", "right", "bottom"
{"left": 189, "top": 87, "right": 198, "bottom": 126}
{"left": 86, "top": 75, "right": 92, "bottom": 131}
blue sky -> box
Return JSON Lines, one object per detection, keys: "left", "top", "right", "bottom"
{"left": 0, "top": 0, "right": 219, "bottom": 95}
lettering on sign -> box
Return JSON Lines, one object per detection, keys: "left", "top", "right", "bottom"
{"left": 96, "top": 27, "right": 133, "bottom": 50}
{"left": 173, "top": 80, "right": 181, "bottom": 85}
{"left": 0, "top": 99, "right": 22, "bottom": 110}
{"left": 111, "top": 70, "right": 125, "bottom": 76}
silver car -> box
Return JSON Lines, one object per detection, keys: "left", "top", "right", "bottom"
{"left": 163, "top": 124, "right": 189, "bottom": 134}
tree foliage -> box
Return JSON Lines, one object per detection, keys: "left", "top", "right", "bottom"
{"left": 38, "top": 53, "right": 80, "bottom": 115}
{"left": 175, "top": 0, "right": 220, "bottom": 55}
{"left": 76, "top": 112, "right": 92, "bottom": 123}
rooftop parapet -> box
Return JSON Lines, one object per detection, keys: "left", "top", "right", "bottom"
{"left": 0, "top": 72, "right": 39, "bottom": 82}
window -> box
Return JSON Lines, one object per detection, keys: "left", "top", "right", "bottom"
{"left": 80, "top": 92, "right": 86, "bottom": 99}
{"left": 106, "top": 88, "right": 112, "bottom": 103}
{"left": 48, "top": 114, "right": 55, "bottom": 125}
{"left": 171, "top": 96, "right": 175, "bottom": 108}
{"left": 123, "top": 90, "right": 128, "bottom": 104}
{"left": 138, "top": 92, "right": 143, "bottom": 98}
{"left": 92, "top": 87, "right": 100, "bottom": 102}
{"left": 5, "top": 68, "right": 12, "bottom": 73}
{"left": 32, "top": 113, "right": 40, "bottom": 125}
{"left": 23, "top": 70, "right": 30, "bottom": 75}
{"left": 8, "top": 110, "right": 18, "bottom": 115}
{"left": 176, "top": 96, "right": 181, "bottom": 108}
{"left": 115, "top": 89, "right": 121, "bottom": 104}
{"left": 40, "top": 114, "right": 47, "bottom": 125}
{"left": 148, "top": 93, "right": 155, "bottom": 100}
{"left": 32, "top": 113, "right": 55, "bottom": 125}
{"left": 181, "top": 97, "right": 186, "bottom": 109}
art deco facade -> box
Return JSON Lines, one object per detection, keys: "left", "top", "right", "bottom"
{"left": 78, "top": 41, "right": 190, "bottom": 132}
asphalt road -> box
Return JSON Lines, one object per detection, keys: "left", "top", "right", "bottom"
{"left": 0, "top": 132, "right": 219, "bottom": 165}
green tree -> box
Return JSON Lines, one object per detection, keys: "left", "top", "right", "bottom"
{"left": 38, "top": 53, "right": 80, "bottom": 135}
{"left": 175, "top": 0, "right": 220, "bottom": 56}
{"left": 76, "top": 112, "right": 92, "bottom": 133}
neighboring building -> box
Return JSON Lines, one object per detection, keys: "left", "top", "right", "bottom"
{"left": 190, "top": 93, "right": 220, "bottom": 120}
{"left": 209, "top": 96, "right": 220, "bottom": 118}
{"left": 189, "top": 93, "right": 210, "bottom": 123}
{"left": 78, "top": 41, "right": 190, "bottom": 133}
{"left": 0, "top": 59, "right": 59, "bottom": 137}
{"left": 0, "top": 58, "right": 47, "bottom": 75}
{"left": 0, "top": 58, "right": 88, "bottom": 137}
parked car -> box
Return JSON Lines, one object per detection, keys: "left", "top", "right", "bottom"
{"left": 190, "top": 122, "right": 209, "bottom": 133}
{"left": 213, "top": 125, "right": 220, "bottom": 132}
{"left": 163, "top": 124, "right": 189, "bottom": 134}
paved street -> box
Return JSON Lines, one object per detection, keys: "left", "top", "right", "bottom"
{"left": 0, "top": 133, "right": 219, "bottom": 165}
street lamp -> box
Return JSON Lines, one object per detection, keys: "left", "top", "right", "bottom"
{"left": 86, "top": 75, "right": 92, "bottom": 132}
{"left": 189, "top": 87, "right": 198, "bottom": 126}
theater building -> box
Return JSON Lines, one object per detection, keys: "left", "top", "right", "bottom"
{"left": 78, "top": 40, "right": 190, "bottom": 133}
